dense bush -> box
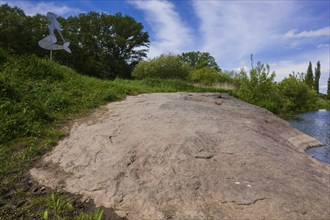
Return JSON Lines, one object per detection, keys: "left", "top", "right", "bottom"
{"left": 0, "top": 47, "right": 9, "bottom": 68}
{"left": 279, "top": 75, "right": 317, "bottom": 113}
{"left": 179, "top": 51, "right": 220, "bottom": 70}
{"left": 235, "top": 62, "right": 320, "bottom": 116}
{"left": 132, "top": 54, "right": 190, "bottom": 80}
{"left": 236, "top": 62, "right": 283, "bottom": 113}
{"left": 188, "top": 67, "right": 232, "bottom": 86}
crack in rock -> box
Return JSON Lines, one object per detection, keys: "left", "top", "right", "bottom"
{"left": 223, "top": 198, "right": 270, "bottom": 206}
{"left": 193, "top": 154, "right": 214, "bottom": 159}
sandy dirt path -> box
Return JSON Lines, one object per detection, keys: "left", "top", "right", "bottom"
{"left": 31, "top": 93, "right": 329, "bottom": 219}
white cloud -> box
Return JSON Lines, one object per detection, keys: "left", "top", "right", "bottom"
{"left": 270, "top": 48, "right": 329, "bottom": 94}
{"left": 192, "top": 1, "right": 298, "bottom": 70}
{"left": 317, "top": 43, "right": 329, "bottom": 49}
{"left": 0, "top": 0, "right": 81, "bottom": 17}
{"left": 128, "top": 0, "right": 194, "bottom": 58}
{"left": 285, "top": 27, "right": 330, "bottom": 38}
{"left": 191, "top": 0, "right": 329, "bottom": 93}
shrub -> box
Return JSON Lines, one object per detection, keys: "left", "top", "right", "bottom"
{"left": 188, "top": 67, "right": 221, "bottom": 85}
{"left": 236, "top": 62, "right": 284, "bottom": 114}
{"left": 237, "top": 62, "right": 278, "bottom": 104}
{"left": 132, "top": 54, "right": 189, "bottom": 80}
{"left": 279, "top": 75, "right": 317, "bottom": 112}
{"left": 0, "top": 47, "right": 9, "bottom": 69}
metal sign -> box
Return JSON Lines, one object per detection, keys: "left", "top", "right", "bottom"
{"left": 38, "top": 12, "right": 71, "bottom": 59}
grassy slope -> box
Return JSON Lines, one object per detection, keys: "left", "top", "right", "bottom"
{"left": 0, "top": 55, "right": 228, "bottom": 219}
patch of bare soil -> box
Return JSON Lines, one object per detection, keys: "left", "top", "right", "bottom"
{"left": 30, "top": 93, "right": 330, "bottom": 219}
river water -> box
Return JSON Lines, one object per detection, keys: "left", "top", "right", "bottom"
{"left": 290, "top": 110, "right": 330, "bottom": 164}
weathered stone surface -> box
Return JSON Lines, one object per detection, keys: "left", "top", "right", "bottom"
{"left": 30, "top": 93, "right": 330, "bottom": 219}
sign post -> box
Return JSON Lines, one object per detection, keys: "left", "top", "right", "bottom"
{"left": 38, "top": 12, "right": 72, "bottom": 59}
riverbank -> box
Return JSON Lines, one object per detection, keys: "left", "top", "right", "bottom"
{"left": 30, "top": 93, "right": 330, "bottom": 219}
{"left": 291, "top": 110, "right": 330, "bottom": 164}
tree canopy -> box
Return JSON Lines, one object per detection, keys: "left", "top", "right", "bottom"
{"left": 0, "top": 5, "right": 47, "bottom": 56}
{"left": 180, "top": 51, "right": 220, "bottom": 71}
{"left": 60, "top": 12, "right": 149, "bottom": 78}
{"left": 0, "top": 4, "right": 150, "bottom": 79}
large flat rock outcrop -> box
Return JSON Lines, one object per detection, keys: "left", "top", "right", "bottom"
{"left": 30, "top": 93, "right": 330, "bottom": 219}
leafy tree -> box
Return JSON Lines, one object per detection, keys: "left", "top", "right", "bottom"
{"left": 180, "top": 51, "right": 220, "bottom": 71}
{"left": 0, "top": 4, "right": 28, "bottom": 54}
{"left": 0, "top": 5, "right": 149, "bottom": 79}
{"left": 59, "top": 12, "right": 149, "bottom": 79}
{"left": 314, "top": 61, "right": 321, "bottom": 94}
{"left": 0, "top": 4, "right": 47, "bottom": 56}
{"left": 236, "top": 62, "right": 282, "bottom": 114}
{"left": 305, "top": 61, "right": 314, "bottom": 89}
{"left": 279, "top": 75, "right": 317, "bottom": 112}
{"left": 132, "top": 54, "right": 189, "bottom": 80}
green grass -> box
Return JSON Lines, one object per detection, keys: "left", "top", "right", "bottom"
{"left": 315, "top": 95, "right": 330, "bottom": 110}
{"left": 0, "top": 55, "right": 228, "bottom": 219}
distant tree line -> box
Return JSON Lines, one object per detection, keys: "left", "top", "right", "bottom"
{"left": 132, "top": 52, "right": 232, "bottom": 86}
{"left": 0, "top": 4, "right": 149, "bottom": 79}
{"left": 133, "top": 53, "right": 329, "bottom": 116}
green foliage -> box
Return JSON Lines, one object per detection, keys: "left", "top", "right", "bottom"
{"left": 43, "top": 192, "right": 104, "bottom": 220}
{"left": 132, "top": 54, "right": 190, "bottom": 80}
{"left": 235, "top": 60, "right": 319, "bottom": 116}
{"left": 189, "top": 67, "right": 219, "bottom": 85}
{"left": 314, "top": 61, "right": 321, "bottom": 94}
{"left": 138, "top": 78, "right": 228, "bottom": 93}
{"left": 0, "top": 4, "right": 48, "bottom": 56}
{"left": 188, "top": 67, "right": 230, "bottom": 86}
{"left": 180, "top": 51, "right": 220, "bottom": 70}
{"left": 60, "top": 12, "right": 149, "bottom": 79}
{"left": 0, "top": 4, "right": 29, "bottom": 54}
{"left": 0, "top": 47, "right": 9, "bottom": 66}
{"left": 315, "top": 96, "right": 330, "bottom": 109}
{"left": 0, "top": 55, "right": 63, "bottom": 144}
{"left": 0, "top": 4, "right": 149, "bottom": 79}
{"left": 279, "top": 75, "right": 317, "bottom": 113}
{"left": 305, "top": 61, "right": 314, "bottom": 89}
{"left": 43, "top": 192, "right": 73, "bottom": 220}
{"left": 236, "top": 62, "right": 282, "bottom": 113}
{"left": 74, "top": 209, "right": 104, "bottom": 220}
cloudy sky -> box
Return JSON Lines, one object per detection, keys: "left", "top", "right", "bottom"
{"left": 1, "top": 0, "right": 329, "bottom": 93}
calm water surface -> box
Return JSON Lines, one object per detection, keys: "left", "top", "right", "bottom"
{"left": 290, "top": 110, "right": 330, "bottom": 164}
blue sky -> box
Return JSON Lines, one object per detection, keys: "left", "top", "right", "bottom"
{"left": 1, "top": 0, "right": 329, "bottom": 93}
